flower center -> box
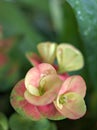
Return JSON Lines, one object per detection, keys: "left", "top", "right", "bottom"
{"left": 57, "top": 94, "right": 67, "bottom": 109}
{"left": 27, "top": 77, "right": 46, "bottom": 96}
{"left": 59, "top": 94, "right": 67, "bottom": 104}
{"left": 38, "top": 77, "right": 46, "bottom": 95}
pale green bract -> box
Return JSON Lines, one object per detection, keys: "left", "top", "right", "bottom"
{"left": 56, "top": 44, "right": 84, "bottom": 73}
{"left": 37, "top": 42, "right": 57, "bottom": 64}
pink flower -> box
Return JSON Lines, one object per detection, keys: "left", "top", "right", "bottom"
{"left": 54, "top": 76, "right": 86, "bottom": 119}
{"left": 24, "top": 63, "right": 62, "bottom": 106}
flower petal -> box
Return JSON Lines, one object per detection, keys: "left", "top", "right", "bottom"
{"left": 26, "top": 52, "right": 42, "bottom": 66}
{"left": 58, "top": 73, "right": 69, "bottom": 81}
{"left": 10, "top": 80, "right": 43, "bottom": 120}
{"left": 56, "top": 44, "right": 84, "bottom": 73}
{"left": 38, "top": 103, "right": 65, "bottom": 120}
{"left": 24, "top": 75, "right": 62, "bottom": 106}
{"left": 58, "top": 75, "right": 86, "bottom": 98}
{"left": 54, "top": 92, "right": 86, "bottom": 119}
{"left": 37, "top": 42, "right": 57, "bottom": 64}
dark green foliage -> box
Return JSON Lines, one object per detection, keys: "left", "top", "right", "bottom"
{"left": 0, "top": 113, "right": 8, "bottom": 130}
{"left": 9, "top": 113, "right": 57, "bottom": 130}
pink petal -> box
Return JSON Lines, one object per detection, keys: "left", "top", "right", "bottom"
{"left": 58, "top": 73, "right": 69, "bottom": 81}
{"left": 24, "top": 75, "right": 62, "bottom": 106}
{"left": 10, "top": 80, "right": 43, "bottom": 120}
{"left": 58, "top": 75, "right": 86, "bottom": 98}
{"left": 38, "top": 103, "right": 65, "bottom": 120}
{"left": 26, "top": 52, "right": 42, "bottom": 66}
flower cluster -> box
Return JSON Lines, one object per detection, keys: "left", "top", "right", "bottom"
{"left": 10, "top": 42, "right": 86, "bottom": 120}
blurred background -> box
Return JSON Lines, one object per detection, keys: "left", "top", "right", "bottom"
{"left": 0, "top": 0, "right": 97, "bottom": 130}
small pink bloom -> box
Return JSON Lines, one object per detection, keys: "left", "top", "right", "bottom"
{"left": 24, "top": 63, "right": 62, "bottom": 106}
{"left": 54, "top": 75, "right": 86, "bottom": 119}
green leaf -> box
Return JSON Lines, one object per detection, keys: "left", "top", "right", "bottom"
{"left": 49, "top": 123, "right": 57, "bottom": 130}
{"left": 9, "top": 113, "right": 57, "bottom": 130}
{"left": 67, "top": 0, "right": 97, "bottom": 89}
{"left": 49, "top": 0, "right": 64, "bottom": 33}
{"left": 9, "top": 113, "right": 35, "bottom": 130}
{"left": 50, "top": 0, "right": 82, "bottom": 48}
{"left": 0, "top": 113, "right": 8, "bottom": 130}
